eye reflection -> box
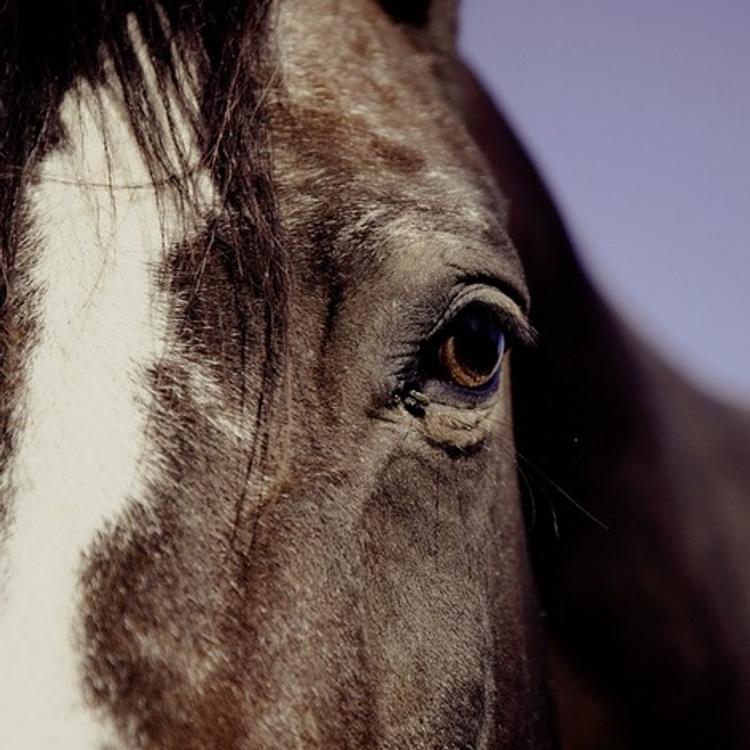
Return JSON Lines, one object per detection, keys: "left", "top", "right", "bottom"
{"left": 437, "top": 303, "right": 506, "bottom": 390}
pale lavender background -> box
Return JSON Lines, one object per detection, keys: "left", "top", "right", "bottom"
{"left": 460, "top": 1, "right": 750, "bottom": 401}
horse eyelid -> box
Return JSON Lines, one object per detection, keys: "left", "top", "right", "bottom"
{"left": 428, "top": 284, "right": 536, "bottom": 351}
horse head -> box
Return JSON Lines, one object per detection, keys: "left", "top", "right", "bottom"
{"left": 0, "top": 1, "right": 748, "bottom": 748}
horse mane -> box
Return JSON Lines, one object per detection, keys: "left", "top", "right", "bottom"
{"left": 0, "top": 0, "right": 288, "bottom": 455}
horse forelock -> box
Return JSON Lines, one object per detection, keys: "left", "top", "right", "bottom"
{"left": 0, "top": 0, "right": 288, "bottom": 375}
{"left": 0, "top": 0, "right": 289, "bottom": 524}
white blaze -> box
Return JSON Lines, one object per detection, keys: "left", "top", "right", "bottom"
{"left": 0, "top": 66, "right": 209, "bottom": 747}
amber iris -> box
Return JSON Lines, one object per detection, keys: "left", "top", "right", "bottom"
{"left": 438, "top": 304, "right": 505, "bottom": 390}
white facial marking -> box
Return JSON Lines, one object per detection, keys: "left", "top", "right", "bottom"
{"left": 0, "top": 50, "right": 212, "bottom": 750}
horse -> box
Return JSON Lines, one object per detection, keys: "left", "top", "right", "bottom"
{"left": 0, "top": 1, "right": 748, "bottom": 748}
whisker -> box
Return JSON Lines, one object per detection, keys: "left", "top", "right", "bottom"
{"left": 459, "top": 409, "right": 609, "bottom": 532}
{"left": 515, "top": 451, "right": 609, "bottom": 531}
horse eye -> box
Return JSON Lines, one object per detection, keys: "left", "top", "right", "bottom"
{"left": 437, "top": 303, "right": 506, "bottom": 390}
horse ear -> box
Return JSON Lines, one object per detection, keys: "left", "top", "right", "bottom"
{"left": 457, "top": 63, "right": 750, "bottom": 749}
{"left": 378, "top": 0, "right": 458, "bottom": 56}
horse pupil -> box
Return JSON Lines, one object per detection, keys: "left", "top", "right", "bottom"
{"left": 455, "top": 311, "right": 500, "bottom": 378}
{"left": 437, "top": 304, "right": 506, "bottom": 390}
